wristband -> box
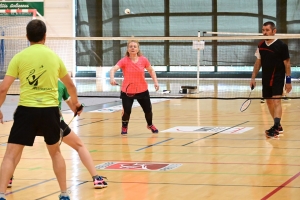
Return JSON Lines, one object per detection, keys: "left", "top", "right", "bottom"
{"left": 286, "top": 76, "right": 291, "bottom": 84}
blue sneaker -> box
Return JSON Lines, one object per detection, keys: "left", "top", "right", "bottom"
{"left": 59, "top": 195, "right": 70, "bottom": 200}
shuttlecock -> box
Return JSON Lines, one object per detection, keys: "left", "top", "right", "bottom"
{"left": 125, "top": 8, "right": 130, "bottom": 14}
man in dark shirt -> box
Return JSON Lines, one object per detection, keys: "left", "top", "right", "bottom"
{"left": 250, "top": 21, "right": 292, "bottom": 138}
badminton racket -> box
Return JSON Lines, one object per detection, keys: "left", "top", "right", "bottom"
{"left": 240, "top": 85, "right": 255, "bottom": 112}
{"left": 59, "top": 104, "right": 84, "bottom": 145}
{"left": 115, "top": 83, "right": 137, "bottom": 97}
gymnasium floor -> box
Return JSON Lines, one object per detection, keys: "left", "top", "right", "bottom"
{"left": 0, "top": 78, "right": 300, "bottom": 200}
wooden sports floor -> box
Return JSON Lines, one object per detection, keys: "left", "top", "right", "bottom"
{"left": 1, "top": 83, "right": 300, "bottom": 199}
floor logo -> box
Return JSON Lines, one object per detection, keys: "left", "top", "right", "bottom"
{"left": 162, "top": 126, "right": 253, "bottom": 134}
{"left": 95, "top": 162, "right": 182, "bottom": 171}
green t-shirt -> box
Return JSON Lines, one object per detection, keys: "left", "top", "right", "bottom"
{"left": 58, "top": 80, "right": 70, "bottom": 110}
{"left": 6, "top": 44, "right": 68, "bottom": 107}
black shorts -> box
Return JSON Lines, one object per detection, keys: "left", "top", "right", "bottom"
{"left": 8, "top": 106, "right": 61, "bottom": 146}
{"left": 262, "top": 82, "right": 284, "bottom": 98}
{"left": 60, "top": 120, "right": 71, "bottom": 137}
{"left": 120, "top": 90, "right": 150, "bottom": 99}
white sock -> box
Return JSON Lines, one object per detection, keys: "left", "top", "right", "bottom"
{"left": 60, "top": 192, "right": 68, "bottom": 197}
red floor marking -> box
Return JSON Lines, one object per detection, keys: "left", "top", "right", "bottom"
{"left": 261, "top": 171, "right": 300, "bottom": 200}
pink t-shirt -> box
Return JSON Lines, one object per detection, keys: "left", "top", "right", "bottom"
{"left": 117, "top": 56, "right": 150, "bottom": 93}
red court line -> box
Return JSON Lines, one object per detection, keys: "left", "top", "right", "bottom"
{"left": 261, "top": 171, "right": 300, "bottom": 200}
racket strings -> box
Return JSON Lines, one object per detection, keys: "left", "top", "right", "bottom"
{"left": 126, "top": 83, "right": 138, "bottom": 97}
{"left": 240, "top": 87, "right": 254, "bottom": 112}
{"left": 240, "top": 99, "right": 251, "bottom": 112}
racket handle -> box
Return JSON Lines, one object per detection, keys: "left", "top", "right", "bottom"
{"left": 74, "top": 104, "right": 84, "bottom": 117}
{"left": 251, "top": 85, "right": 255, "bottom": 90}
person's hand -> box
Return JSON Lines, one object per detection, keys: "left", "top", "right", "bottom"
{"left": 0, "top": 110, "right": 3, "bottom": 124}
{"left": 285, "top": 83, "right": 292, "bottom": 93}
{"left": 250, "top": 79, "right": 256, "bottom": 89}
{"left": 154, "top": 83, "right": 159, "bottom": 91}
{"left": 73, "top": 102, "right": 83, "bottom": 116}
{"left": 110, "top": 79, "right": 118, "bottom": 85}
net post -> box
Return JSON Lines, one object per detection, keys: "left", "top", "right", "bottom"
{"left": 197, "top": 31, "right": 200, "bottom": 93}
{"left": 28, "top": 9, "right": 37, "bottom": 19}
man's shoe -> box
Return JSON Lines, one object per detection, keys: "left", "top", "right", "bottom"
{"left": 265, "top": 126, "right": 279, "bottom": 138}
{"left": 283, "top": 96, "right": 291, "bottom": 101}
{"left": 277, "top": 125, "right": 284, "bottom": 133}
{"left": 58, "top": 195, "right": 70, "bottom": 200}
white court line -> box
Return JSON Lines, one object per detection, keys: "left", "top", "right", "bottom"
{"left": 162, "top": 126, "right": 253, "bottom": 134}
{"left": 89, "top": 99, "right": 169, "bottom": 113}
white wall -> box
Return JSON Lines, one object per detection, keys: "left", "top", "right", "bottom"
{"left": 41, "top": 0, "right": 75, "bottom": 76}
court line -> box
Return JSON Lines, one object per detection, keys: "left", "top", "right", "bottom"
{"left": 182, "top": 121, "right": 250, "bottom": 146}
{"left": 261, "top": 171, "right": 300, "bottom": 200}
{"left": 5, "top": 178, "right": 56, "bottom": 196}
{"left": 75, "top": 119, "right": 109, "bottom": 127}
{"left": 94, "top": 168, "right": 298, "bottom": 177}
{"left": 94, "top": 160, "right": 300, "bottom": 167}
{"left": 83, "top": 143, "right": 300, "bottom": 150}
{"left": 70, "top": 135, "right": 300, "bottom": 142}
{"left": 7, "top": 151, "right": 300, "bottom": 159}
{"left": 7, "top": 158, "right": 300, "bottom": 168}
{"left": 135, "top": 138, "right": 174, "bottom": 151}
{"left": 36, "top": 181, "right": 89, "bottom": 200}
{"left": 99, "top": 180, "right": 300, "bottom": 188}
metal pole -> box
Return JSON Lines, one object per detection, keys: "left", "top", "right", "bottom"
{"left": 197, "top": 31, "right": 200, "bottom": 93}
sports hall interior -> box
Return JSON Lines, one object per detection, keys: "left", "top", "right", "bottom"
{"left": 1, "top": 1, "right": 300, "bottom": 199}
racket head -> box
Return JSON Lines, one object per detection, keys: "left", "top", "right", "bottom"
{"left": 125, "top": 83, "right": 137, "bottom": 97}
{"left": 240, "top": 99, "right": 251, "bottom": 112}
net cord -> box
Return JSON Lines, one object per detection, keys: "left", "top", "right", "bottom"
{"left": 0, "top": 9, "right": 36, "bottom": 18}
{"left": 204, "top": 31, "right": 300, "bottom": 36}
{"left": 0, "top": 35, "right": 299, "bottom": 41}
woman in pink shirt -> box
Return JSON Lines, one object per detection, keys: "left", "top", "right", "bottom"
{"left": 110, "top": 40, "right": 159, "bottom": 135}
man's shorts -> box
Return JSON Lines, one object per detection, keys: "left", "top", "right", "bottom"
{"left": 262, "top": 83, "right": 284, "bottom": 98}
{"left": 8, "top": 106, "right": 61, "bottom": 146}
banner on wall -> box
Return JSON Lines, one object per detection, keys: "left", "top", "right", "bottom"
{"left": 0, "top": 0, "right": 44, "bottom": 16}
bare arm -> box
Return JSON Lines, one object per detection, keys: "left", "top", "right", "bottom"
{"left": 145, "top": 65, "right": 159, "bottom": 91}
{"left": 110, "top": 65, "right": 121, "bottom": 85}
{"left": 60, "top": 74, "right": 82, "bottom": 116}
{"left": 65, "top": 97, "right": 75, "bottom": 112}
{"left": 284, "top": 58, "right": 292, "bottom": 93}
{"left": 284, "top": 58, "right": 291, "bottom": 76}
{"left": 0, "top": 75, "right": 16, "bottom": 123}
{"left": 250, "top": 59, "right": 262, "bottom": 88}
